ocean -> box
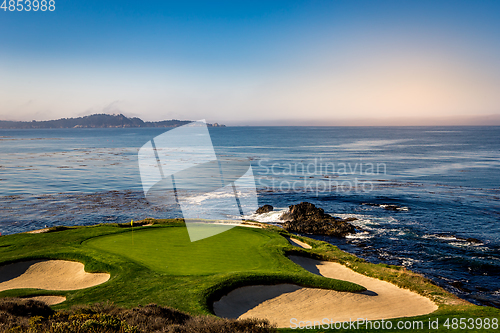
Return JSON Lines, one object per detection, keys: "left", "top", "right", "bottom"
{"left": 0, "top": 126, "right": 499, "bottom": 307}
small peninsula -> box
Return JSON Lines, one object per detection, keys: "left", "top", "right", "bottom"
{"left": 0, "top": 114, "right": 226, "bottom": 129}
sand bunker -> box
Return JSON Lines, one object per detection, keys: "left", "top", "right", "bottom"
{"left": 287, "top": 237, "right": 312, "bottom": 249}
{"left": 27, "top": 228, "right": 50, "bottom": 234}
{"left": 23, "top": 296, "right": 67, "bottom": 305}
{"left": 0, "top": 260, "right": 110, "bottom": 293}
{"left": 214, "top": 255, "right": 437, "bottom": 328}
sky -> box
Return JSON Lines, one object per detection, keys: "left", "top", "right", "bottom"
{"left": 1, "top": 0, "right": 500, "bottom": 125}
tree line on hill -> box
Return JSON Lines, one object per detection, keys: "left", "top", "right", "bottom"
{"left": 0, "top": 114, "right": 225, "bottom": 129}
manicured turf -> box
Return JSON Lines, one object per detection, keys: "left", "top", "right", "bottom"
{"left": 0, "top": 221, "right": 364, "bottom": 315}
{"left": 1, "top": 220, "right": 499, "bottom": 332}
{"left": 85, "top": 226, "right": 283, "bottom": 275}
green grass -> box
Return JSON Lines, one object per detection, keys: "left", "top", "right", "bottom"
{"left": 1, "top": 220, "right": 499, "bottom": 332}
{"left": 85, "top": 226, "right": 282, "bottom": 275}
{"left": 0, "top": 221, "right": 362, "bottom": 315}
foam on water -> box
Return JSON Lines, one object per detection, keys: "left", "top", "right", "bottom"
{"left": 1, "top": 126, "right": 499, "bottom": 308}
{"left": 243, "top": 209, "right": 287, "bottom": 223}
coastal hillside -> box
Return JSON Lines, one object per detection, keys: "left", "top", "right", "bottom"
{"left": 0, "top": 114, "right": 226, "bottom": 129}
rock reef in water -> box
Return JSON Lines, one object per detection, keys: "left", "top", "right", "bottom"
{"left": 363, "top": 203, "right": 409, "bottom": 211}
{"left": 279, "top": 202, "right": 356, "bottom": 237}
{"left": 256, "top": 205, "right": 274, "bottom": 214}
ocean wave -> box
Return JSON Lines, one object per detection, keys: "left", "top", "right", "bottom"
{"left": 336, "top": 139, "right": 412, "bottom": 150}
{"left": 345, "top": 231, "right": 373, "bottom": 240}
{"left": 243, "top": 209, "right": 287, "bottom": 223}
{"left": 422, "top": 234, "right": 484, "bottom": 246}
{"left": 362, "top": 203, "right": 409, "bottom": 211}
{"left": 403, "top": 161, "right": 500, "bottom": 177}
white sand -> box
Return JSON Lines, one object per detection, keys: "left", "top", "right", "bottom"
{"left": 0, "top": 260, "right": 110, "bottom": 292}
{"left": 27, "top": 228, "right": 50, "bottom": 234}
{"left": 214, "top": 255, "right": 437, "bottom": 328}
{"left": 287, "top": 237, "right": 312, "bottom": 249}
{"left": 23, "top": 296, "right": 67, "bottom": 305}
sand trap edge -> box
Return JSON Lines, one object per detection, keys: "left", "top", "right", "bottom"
{"left": 0, "top": 260, "right": 110, "bottom": 293}
{"left": 22, "top": 295, "right": 67, "bottom": 305}
{"left": 214, "top": 256, "right": 438, "bottom": 328}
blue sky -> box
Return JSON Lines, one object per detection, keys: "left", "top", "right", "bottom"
{"left": 1, "top": 0, "right": 500, "bottom": 125}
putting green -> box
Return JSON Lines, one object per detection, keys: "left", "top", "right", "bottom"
{"left": 85, "top": 226, "right": 284, "bottom": 275}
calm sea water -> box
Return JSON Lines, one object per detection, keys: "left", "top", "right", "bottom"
{"left": 1, "top": 126, "right": 499, "bottom": 307}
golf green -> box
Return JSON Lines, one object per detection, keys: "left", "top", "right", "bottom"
{"left": 3, "top": 220, "right": 497, "bottom": 333}
{"left": 85, "top": 226, "right": 285, "bottom": 275}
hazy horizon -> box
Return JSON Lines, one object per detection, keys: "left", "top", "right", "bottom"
{"left": 2, "top": 1, "right": 499, "bottom": 126}
{"left": 3, "top": 112, "right": 500, "bottom": 127}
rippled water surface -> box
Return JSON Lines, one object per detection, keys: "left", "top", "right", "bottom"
{"left": 0, "top": 126, "right": 499, "bottom": 307}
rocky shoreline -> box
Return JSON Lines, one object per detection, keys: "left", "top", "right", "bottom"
{"left": 256, "top": 202, "right": 357, "bottom": 238}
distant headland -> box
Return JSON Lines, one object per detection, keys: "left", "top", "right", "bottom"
{"left": 0, "top": 114, "right": 226, "bottom": 129}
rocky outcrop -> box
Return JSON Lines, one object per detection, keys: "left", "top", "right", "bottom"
{"left": 363, "top": 203, "right": 409, "bottom": 211}
{"left": 256, "top": 205, "right": 274, "bottom": 214}
{"left": 279, "top": 202, "right": 356, "bottom": 237}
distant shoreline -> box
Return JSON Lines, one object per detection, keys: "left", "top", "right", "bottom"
{"left": 0, "top": 113, "right": 225, "bottom": 129}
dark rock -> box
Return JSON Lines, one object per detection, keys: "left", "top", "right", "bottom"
{"left": 363, "top": 203, "right": 408, "bottom": 211}
{"left": 454, "top": 236, "right": 483, "bottom": 244}
{"left": 470, "top": 295, "right": 500, "bottom": 309}
{"left": 279, "top": 202, "right": 356, "bottom": 237}
{"left": 256, "top": 205, "right": 274, "bottom": 214}
{"left": 280, "top": 202, "right": 325, "bottom": 221}
{"left": 449, "top": 281, "right": 471, "bottom": 292}
{"left": 465, "top": 237, "right": 482, "bottom": 244}
{"left": 382, "top": 204, "right": 402, "bottom": 211}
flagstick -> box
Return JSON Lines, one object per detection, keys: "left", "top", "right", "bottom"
{"left": 131, "top": 219, "right": 134, "bottom": 246}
